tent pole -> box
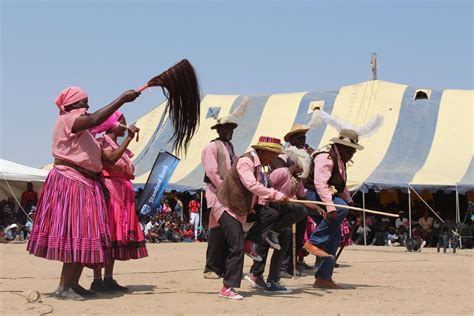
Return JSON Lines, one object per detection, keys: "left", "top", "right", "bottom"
{"left": 455, "top": 185, "right": 460, "bottom": 223}
{"left": 456, "top": 185, "right": 462, "bottom": 248}
{"left": 408, "top": 185, "right": 412, "bottom": 239}
{"left": 362, "top": 191, "right": 367, "bottom": 246}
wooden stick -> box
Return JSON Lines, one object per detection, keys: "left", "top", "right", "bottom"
{"left": 288, "top": 199, "right": 398, "bottom": 218}
{"left": 292, "top": 223, "right": 297, "bottom": 279}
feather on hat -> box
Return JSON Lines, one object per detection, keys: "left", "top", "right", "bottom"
{"left": 211, "top": 96, "right": 251, "bottom": 129}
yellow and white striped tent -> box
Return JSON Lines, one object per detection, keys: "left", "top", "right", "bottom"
{"left": 130, "top": 80, "right": 473, "bottom": 194}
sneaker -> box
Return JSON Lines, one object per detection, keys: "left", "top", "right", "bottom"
{"left": 244, "top": 274, "right": 267, "bottom": 289}
{"left": 54, "top": 287, "right": 85, "bottom": 301}
{"left": 104, "top": 278, "right": 129, "bottom": 292}
{"left": 279, "top": 270, "right": 293, "bottom": 279}
{"left": 218, "top": 287, "right": 243, "bottom": 300}
{"left": 90, "top": 279, "right": 115, "bottom": 293}
{"left": 72, "top": 284, "right": 97, "bottom": 297}
{"left": 203, "top": 271, "right": 220, "bottom": 279}
{"left": 265, "top": 231, "right": 281, "bottom": 250}
{"left": 264, "top": 280, "right": 293, "bottom": 294}
{"left": 244, "top": 240, "right": 263, "bottom": 261}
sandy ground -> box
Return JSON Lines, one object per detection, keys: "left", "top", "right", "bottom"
{"left": 0, "top": 243, "right": 472, "bottom": 315}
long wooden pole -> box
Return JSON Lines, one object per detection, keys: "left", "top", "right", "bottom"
{"left": 288, "top": 199, "right": 398, "bottom": 218}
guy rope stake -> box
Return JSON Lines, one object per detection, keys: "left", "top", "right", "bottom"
{"left": 288, "top": 199, "right": 398, "bottom": 218}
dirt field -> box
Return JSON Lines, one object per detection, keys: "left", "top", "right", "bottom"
{"left": 0, "top": 243, "right": 472, "bottom": 315}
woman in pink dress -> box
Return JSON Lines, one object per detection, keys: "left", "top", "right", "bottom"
{"left": 27, "top": 87, "right": 141, "bottom": 300}
{"left": 90, "top": 112, "right": 148, "bottom": 292}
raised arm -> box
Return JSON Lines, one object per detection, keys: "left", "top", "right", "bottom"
{"left": 102, "top": 126, "right": 140, "bottom": 166}
{"left": 72, "top": 90, "right": 140, "bottom": 133}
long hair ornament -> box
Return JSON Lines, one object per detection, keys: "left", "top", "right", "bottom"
{"left": 136, "top": 59, "right": 201, "bottom": 154}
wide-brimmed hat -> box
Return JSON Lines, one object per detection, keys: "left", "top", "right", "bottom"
{"left": 330, "top": 129, "right": 364, "bottom": 150}
{"left": 210, "top": 118, "right": 238, "bottom": 130}
{"left": 284, "top": 124, "right": 310, "bottom": 142}
{"left": 251, "top": 136, "right": 284, "bottom": 154}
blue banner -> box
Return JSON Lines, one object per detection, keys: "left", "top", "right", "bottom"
{"left": 138, "top": 150, "right": 180, "bottom": 216}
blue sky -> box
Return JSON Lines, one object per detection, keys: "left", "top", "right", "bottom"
{"left": 1, "top": 0, "right": 472, "bottom": 167}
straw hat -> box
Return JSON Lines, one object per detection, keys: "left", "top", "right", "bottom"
{"left": 283, "top": 124, "right": 310, "bottom": 142}
{"left": 330, "top": 129, "right": 364, "bottom": 150}
{"left": 251, "top": 136, "right": 284, "bottom": 154}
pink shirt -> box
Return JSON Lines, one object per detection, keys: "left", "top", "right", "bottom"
{"left": 269, "top": 167, "right": 305, "bottom": 199}
{"left": 52, "top": 108, "right": 102, "bottom": 173}
{"left": 201, "top": 141, "right": 235, "bottom": 210}
{"left": 211, "top": 150, "right": 285, "bottom": 228}
{"left": 99, "top": 135, "right": 135, "bottom": 179}
{"left": 313, "top": 147, "right": 352, "bottom": 213}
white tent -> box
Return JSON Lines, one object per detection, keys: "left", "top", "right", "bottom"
{"left": 0, "top": 159, "right": 48, "bottom": 200}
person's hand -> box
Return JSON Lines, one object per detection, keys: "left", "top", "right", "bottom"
{"left": 126, "top": 125, "right": 140, "bottom": 141}
{"left": 278, "top": 195, "right": 289, "bottom": 203}
{"left": 120, "top": 90, "right": 141, "bottom": 103}
{"left": 325, "top": 210, "right": 337, "bottom": 223}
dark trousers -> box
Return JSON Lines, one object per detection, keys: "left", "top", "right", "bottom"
{"left": 219, "top": 211, "right": 244, "bottom": 288}
{"left": 204, "top": 226, "right": 228, "bottom": 276}
{"left": 280, "top": 215, "right": 308, "bottom": 274}
{"left": 270, "top": 202, "right": 308, "bottom": 233}
{"left": 250, "top": 203, "right": 307, "bottom": 280}
{"left": 246, "top": 205, "right": 279, "bottom": 245}
{"left": 250, "top": 228, "right": 290, "bottom": 282}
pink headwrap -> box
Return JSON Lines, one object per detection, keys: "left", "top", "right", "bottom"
{"left": 89, "top": 111, "right": 123, "bottom": 136}
{"left": 54, "top": 87, "right": 88, "bottom": 111}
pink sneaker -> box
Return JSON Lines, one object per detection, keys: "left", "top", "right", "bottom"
{"left": 218, "top": 287, "right": 243, "bottom": 300}
{"left": 244, "top": 240, "right": 262, "bottom": 261}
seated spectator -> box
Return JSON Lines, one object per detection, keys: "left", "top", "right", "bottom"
{"left": 412, "top": 224, "right": 426, "bottom": 240}
{"left": 371, "top": 223, "right": 388, "bottom": 246}
{"left": 419, "top": 211, "right": 434, "bottom": 244}
{"left": 182, "top": 224, "right": 193, "bottom": 242}
{"left": 395, "top": 211, "right": 408, "bottom": 229}
{"left": 144, "top": 217, "right": 160, "bottom": 242}
{"left": 4, "top": 223, "right": 23, "bottom": 242}
{"left": 356, "top": 224, "right": 371, "bottom": 245}
{"left": 387, "top": 227, "right": 401, "bottom": 246}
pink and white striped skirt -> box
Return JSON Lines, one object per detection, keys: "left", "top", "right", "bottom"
{"left": 27, "top": 167, "right": 111, "bottom": 265}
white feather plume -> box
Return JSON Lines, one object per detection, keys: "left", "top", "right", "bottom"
{"left": 307, "top": 110, "right": 353, "bottom": 132}
{"left": 355, "top": 114, "right": 384, "bottom": 137}
{"left": 284, "top": 146, "right": 312, "bottom": 179}
{"left": 307, "top": 110, "right": 384, "bottom": 137}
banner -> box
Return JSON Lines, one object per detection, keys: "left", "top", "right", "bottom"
{"left": 138, "top": 150, "right": 180, "bottom": 216}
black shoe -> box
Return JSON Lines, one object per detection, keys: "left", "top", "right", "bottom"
{"left": 72, "top": 284, "right": 97, "bottom": 297}
{"left": 265, "top": 231, "right": 281, "bottom": 250}
{"left": 334, "top": 263, "right": 340, "bottom": 268}
{"left": 54, "top": 287, "right": 85, "bottom": 301}
{"left": 264, "top": 280, "right": 292, "bottom": 294}
{"left": 296, "top": 261, "right": 314, "bottom": 271}
{"left": 104, "top": 278, "right": 129, "bottom": 292}
{"left": 90, "top": 279, "right": 115, "bottom": 293}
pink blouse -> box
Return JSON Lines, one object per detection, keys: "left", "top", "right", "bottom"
{"left": 52, "top": 108, "right": 102, "bottom": 173}
{"left": 99, "top": 135, "right": 135, "bottom": 179}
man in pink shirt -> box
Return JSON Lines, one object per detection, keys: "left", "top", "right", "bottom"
{"left": 201, "top": 119, "right": 238, "bottom": 279}
{"left": 304, "top": 129, "right": 362, "bottom": 289}
{"left": 213, "top": 136, "right": 289, "bottom": 300}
